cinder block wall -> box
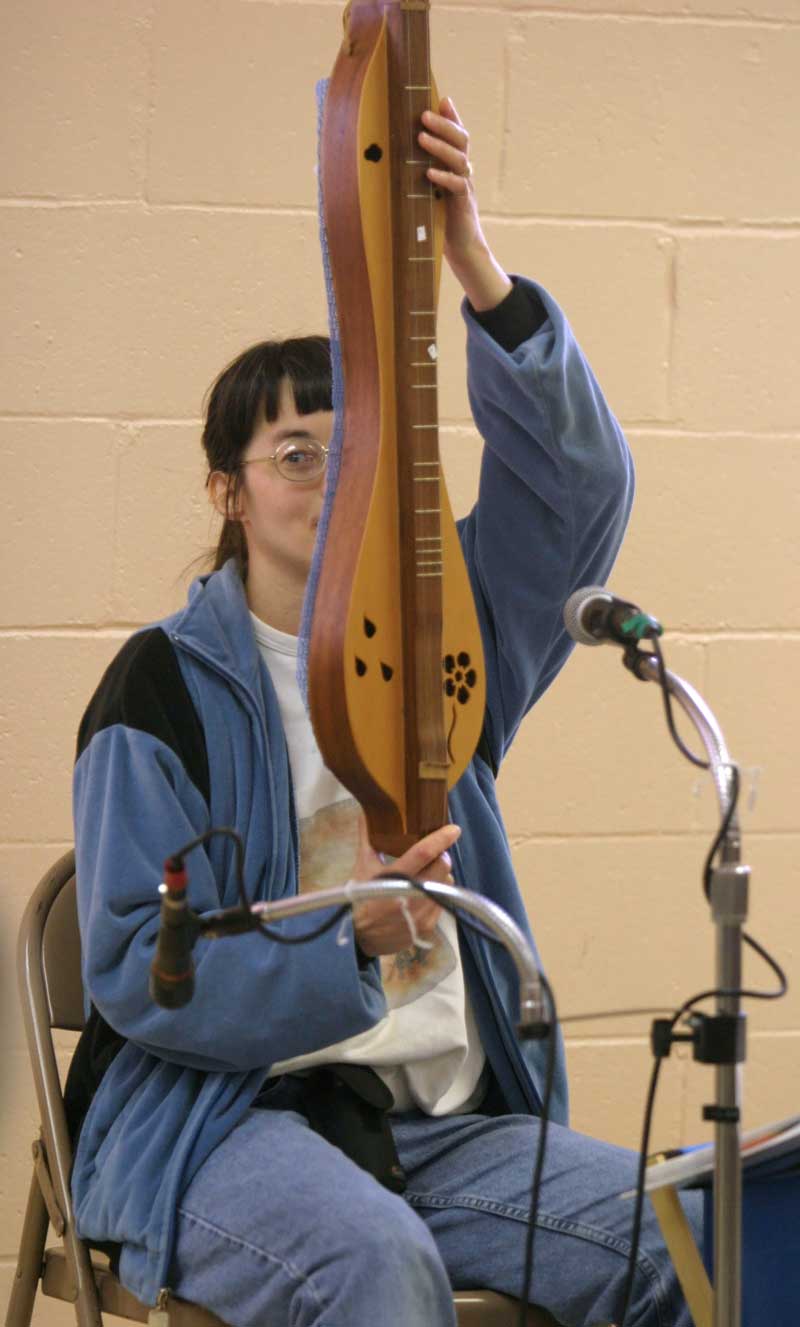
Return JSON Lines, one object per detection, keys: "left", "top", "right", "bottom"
{"left": 2, "top": 1, "right": 798, "bottom": 1313}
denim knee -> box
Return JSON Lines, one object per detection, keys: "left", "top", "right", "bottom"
{"left": 330, "top": 1193, "right": 457, "bottom": 1327}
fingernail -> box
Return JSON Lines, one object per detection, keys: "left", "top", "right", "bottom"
{"left": 442, "top": 851, "right": 452, "bottom": 869}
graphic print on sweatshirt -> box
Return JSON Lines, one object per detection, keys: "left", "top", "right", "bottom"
{"left": 297, "top": 795, "right": 456, "bottom": 1009}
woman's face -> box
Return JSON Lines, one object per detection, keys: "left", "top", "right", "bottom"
{"left": 235, "top": 377, "right": 333, "bottom": 586}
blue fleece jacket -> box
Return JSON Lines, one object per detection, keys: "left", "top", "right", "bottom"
{"left": 71, "top": 280, "right": 633, "bottom": 1304}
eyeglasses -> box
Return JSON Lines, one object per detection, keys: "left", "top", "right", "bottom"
{"left": 239, "top": 437, "right": 329, "bottom": 484}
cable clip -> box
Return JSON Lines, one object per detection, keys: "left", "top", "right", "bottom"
{"left": 651, "top": 1013, "right": 746, "bottom": 1065}
{"left": 400, "top": 896, "right": 433, "bottom": 951}
{"left": 335, "top": 881, "right": 362, "bottom": 946}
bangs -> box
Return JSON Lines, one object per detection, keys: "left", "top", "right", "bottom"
{"left": 262, "top": 336, "right": 333, "bottom": 422}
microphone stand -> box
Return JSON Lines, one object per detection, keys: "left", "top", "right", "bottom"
{"left": 624, "top": 647, "right": 746, "bottom": 1327}
{"left": 197, "top": 876, "right": 550, "bottom": 1039}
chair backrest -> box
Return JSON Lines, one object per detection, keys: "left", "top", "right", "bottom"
{"left": 18, "top": 850, "right": 82, "bottom": 1033}
{"left": 40, "top": 858, "right": 84, "bottom": 1031}
{"left": 17, "top": 849, "right": 83, "bottom": 1197}
{"left": 15, "top": 850, "right": 118, "bottom": 1327}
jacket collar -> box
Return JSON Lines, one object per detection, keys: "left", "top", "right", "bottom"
{"left": 168, "top": 560, "right": 262, "bottom": 695}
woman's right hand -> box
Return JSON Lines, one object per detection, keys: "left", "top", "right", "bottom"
{"left": 350, "top": 814, "right": 461, "bottom": 958}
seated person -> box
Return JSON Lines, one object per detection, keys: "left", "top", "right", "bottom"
{"left": 67, "top": 98, "right": 700, "bottom": 1327}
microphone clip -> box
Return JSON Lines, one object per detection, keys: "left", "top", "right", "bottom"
{"left": 621, "top": 638, "right": 659, "bottom": 682}
{"left": 616, "top": 610, "right": 663, "bottom": 644}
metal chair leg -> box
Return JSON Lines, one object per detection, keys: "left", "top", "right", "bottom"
{"left": 5, "top": 1171, "right": 48, "bottom": 1327}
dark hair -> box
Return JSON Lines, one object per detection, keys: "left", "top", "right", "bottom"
{"left": 202, "top": 336, "right": 332, "bottom": 576}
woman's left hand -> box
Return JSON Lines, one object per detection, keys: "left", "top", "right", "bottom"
{"left": 419, "top": 97, "right": 483, "bottom": 265}
{"left": 419, "top": 97, "right": 512, "bottom": 312}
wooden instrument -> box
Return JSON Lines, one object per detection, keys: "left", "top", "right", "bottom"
{"left": 308, "top": 0, "right": 486, "bottom": 856}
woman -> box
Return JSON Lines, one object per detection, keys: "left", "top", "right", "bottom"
{"left": 67, "top": 100, "right": 699, "bottom": 1326}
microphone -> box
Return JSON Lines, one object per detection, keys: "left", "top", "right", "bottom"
{"left": 563, "top": 586, "right": 662, "bottom": 648}
{"left": 149, "top": 856, "right": 199, "bottom": 1008}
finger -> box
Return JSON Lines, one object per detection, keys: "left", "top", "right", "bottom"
{"left": 425, "top": 166, "right": 472, "bottom": 197}
{"left": 438, "top": 95, "right": 464, "bottom": 126}
{"left": 420, "top": 107, "right": 469, "bottom": 152}
{"left": 416, "top": 855, "right": 455, "bottom": 886}
{"left": 396, "top": 824, "right": 461, "bottom": 877}
{"left": 418, "top": 130, "right": 469, "bottom": 180}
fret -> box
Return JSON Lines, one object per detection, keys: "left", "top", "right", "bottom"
{"left": 415, "top": 507, "right": 441, "bottom": 514}
{"left": 409, "top": 256, "right": 435, "bottom": 262}
{"left": 411, "top": 384, "right": 436, "bottom": 389}
{"left": 411, "top": 423, "right": 437, "bottom": 429}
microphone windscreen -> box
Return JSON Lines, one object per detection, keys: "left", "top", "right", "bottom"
{"left": 563, "top": 586, "right": 611, "bottom": 646}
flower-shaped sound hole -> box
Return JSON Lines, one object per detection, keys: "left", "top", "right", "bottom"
{"left": 442, "top": 651, "right": 478, "bottom": 705}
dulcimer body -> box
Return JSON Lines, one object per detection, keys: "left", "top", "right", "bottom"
{"left": 308, "top": 0, "right": 486, "bottom": 856}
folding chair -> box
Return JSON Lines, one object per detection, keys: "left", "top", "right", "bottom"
{"left": 7, "top": 850, "right": 559, "bottom": 1327}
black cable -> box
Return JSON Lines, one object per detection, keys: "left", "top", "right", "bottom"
{"left": 392, "top": 865, "right": 559, "bottom": 1321}
{"left": 702, "top": 762, "right": 740, "bottom": 900}
{"left": 614, "top": 920, "right": 789, "bottom": 1327}
{"left": 741, "top": 931, "right": 789, "bottom": 997}
{"left": 616, "top": 1049, "right": 665, "bottom": 1325}
{"left": 169, "top": 825, "right": 352, "bottom": 946}
{"left": 170, "top": 826, "right": 248, "bottom": 904}
{"left": 649, "top": 634, "right": 709, "bottom": 770}
{"left": 613, "top": 635, "right": 789, "bottom": 1324}
{"left": 387, "top": 868, "right": 561, "bottom": 1326}
{"left": 518, "top": 971, "right": 558, "bottom": 1327}
{"left": 666, "top": 935, "right": 788, "bottom": 1022}
{"left": 253, "top": 903, "right": 353, "bottom": 945}
{"left": 392, "top": 866, "right": 561, "bottom": 1324}
{"left": 614, "top": 722, "right": 734, "bottom": 1322}
{"left": 644, "top": 635, "right": 741, "bottom": 902}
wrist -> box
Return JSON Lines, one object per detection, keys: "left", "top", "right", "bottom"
{"left": 448, "top": 243, "right": 513, "bottom": 313}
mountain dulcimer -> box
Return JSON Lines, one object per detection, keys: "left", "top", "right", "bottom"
{"left": 308, "top": 0, "right": 486, "bottom": 856}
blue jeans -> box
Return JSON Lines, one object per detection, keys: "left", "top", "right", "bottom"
{"left": 168, "top": 1106, "right": 701, "bottom": 1327}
